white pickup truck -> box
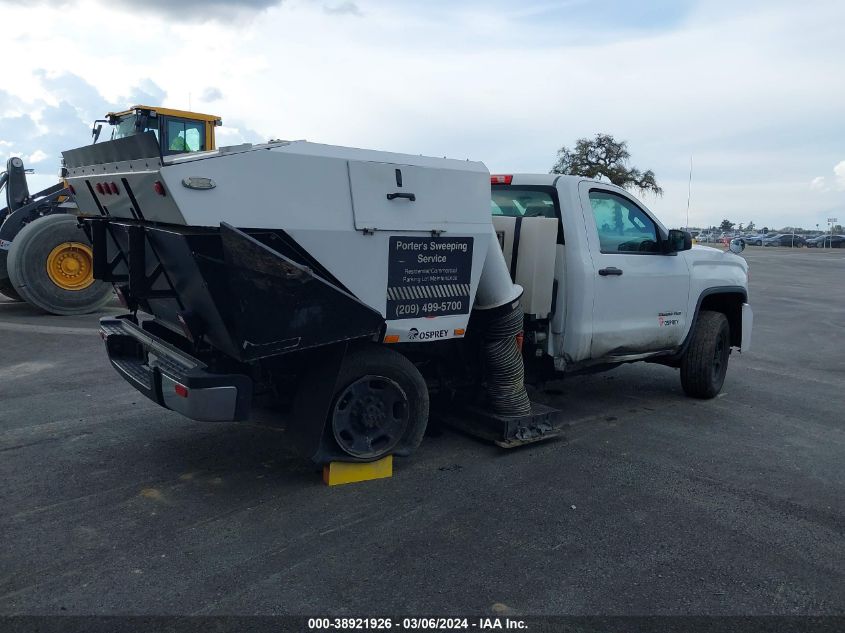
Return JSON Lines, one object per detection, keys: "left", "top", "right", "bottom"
{"left": 63, "top": 136, "right": 751, "bottom": 464}
{"left": 489, "top": 173, "right": 752, "bottom": 397}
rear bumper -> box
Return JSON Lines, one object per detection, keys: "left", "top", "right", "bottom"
{"left": 100, "top": 316, "right": 252, "bottom": 421}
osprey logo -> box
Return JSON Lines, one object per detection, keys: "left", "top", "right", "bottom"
{"left": 407, "top": 327, "right": 448, "bottom": 341}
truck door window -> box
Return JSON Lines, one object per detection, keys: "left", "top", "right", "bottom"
{"left": 589, "top": 190, "right": 660, "bottom": 254}
{"left": 164, "top": 118, "right": 205, "bottom": 154}
{"left": 491, "top": 190, "right": 556, "bottom": 218}
{"left": 491, "top": 185, "right": 564, "bottom": 244}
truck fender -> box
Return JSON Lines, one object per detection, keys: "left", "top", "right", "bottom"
{"left": 674, "top": 286, "right": 748, "bottom": 360}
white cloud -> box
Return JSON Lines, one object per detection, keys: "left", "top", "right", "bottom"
{"left": 1, "top": 0, "right": 843, "bottom": 230}
{"left": 27, "top": 149, "right": 48, "bottom": 163}
{"left": 812, "top": 160, "right": 845, "bottom": 192}
{"left": 323, "top": 1, "right": 362, "bottom": 16}
{"left": 201, "top": 87, "right": 223, "bottom": 103}
{"left": 834, "top": 160, "right": 845, "bottom": 190}
{"left": 810, "top": 176, "right": 828, "bottom": 192}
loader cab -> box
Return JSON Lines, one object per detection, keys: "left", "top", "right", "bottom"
{"left": 104, "top": 106, "right": 222, "bottom": 156}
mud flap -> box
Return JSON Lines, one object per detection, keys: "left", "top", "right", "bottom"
{"left": 278, "top": 342, "right": 349, "bottom": 465}
{"left": 220, "top": 223, "right": 384, "bottom": 361}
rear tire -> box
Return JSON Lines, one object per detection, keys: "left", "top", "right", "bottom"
{"left": 7, "top": 214, "right": 113, "bottom": 315}
{"left": 680, "top": 310, "right": 730, "bottom": 399}
{"left": 329, "top": 345, "right": 429, "bottom": 461}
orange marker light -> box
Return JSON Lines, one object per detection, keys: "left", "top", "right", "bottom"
{"left": 384, "top": 335, "right": 400, "bottom": 344}
{"left": 454, "top": 328, "right": 465, "bottom": 336}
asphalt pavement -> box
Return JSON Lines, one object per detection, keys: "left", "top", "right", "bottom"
{"left": 1, "top": 246, "right": 843, "bottom": 616}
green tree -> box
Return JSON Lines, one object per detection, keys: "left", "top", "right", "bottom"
{"left": 720, "top": 219, "right": 735, "bottom": 232}
{"left": 746, "top": 220, "right": 755, "bottom": 231}
{"left": 550, "top": 133, "right": 663, "bottom": 196}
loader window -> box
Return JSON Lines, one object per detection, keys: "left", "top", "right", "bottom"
{"left": 163, "top": 118, "right": 205, "bottom": 154}
{"left": 111, "top": 115, "right": 158, "bottom": 141}
{"left": 589, "top": 190, "right": 660, "bottom": 254}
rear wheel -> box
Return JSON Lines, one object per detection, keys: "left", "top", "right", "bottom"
{"left": 7, "top": 214, "right": 113, "bottom": 315}
{"left": 680, "top": 311, "right": 730, "bottom": 399}
{"left": 329, "top": 345, "right": 429, "bottom": 461}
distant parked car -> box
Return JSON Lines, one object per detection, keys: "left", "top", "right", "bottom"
{"left": 763, "top": 234, "right": 806, "bottom": 247}
{"left": 745, "top": 232, "right": 772, "bottom": 246}
{"left": 812, "top": 234, "right": 845, "bottom": 248}
{"left": 805, "top": 234, "right": 827, "bottom": 247}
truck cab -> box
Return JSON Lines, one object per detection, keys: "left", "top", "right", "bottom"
{"left": 491, "top": 174, "right": 752, "bottom": 395}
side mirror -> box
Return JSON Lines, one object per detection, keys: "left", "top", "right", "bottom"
{"left": 729, "top": 238, "right": 746, "bottom": 254}
{"left": 91, "top": 119, "right": 111, "bottom": 144}
{"left": 664, "top": 229, "right": 692, "bottom": 253}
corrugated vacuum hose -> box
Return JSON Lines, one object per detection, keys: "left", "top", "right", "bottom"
{"left": 482, "top": 302, "right": 532, "bottom": 417}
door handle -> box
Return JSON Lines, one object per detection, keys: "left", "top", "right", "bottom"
{"left": 599, "top": 267, "right": 623, "bottom": 276}
{"left": 387, "top": 192, "right": 416, "bottom": 202}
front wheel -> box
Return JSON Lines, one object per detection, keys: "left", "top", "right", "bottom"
{"left": 680, "top": 311, "right": 730, "bottom": 399}
{"left": 0, "top": 252, "right": 23, "bottom": 301}
{"left": 329, "top": 345, "right": 429, "bottom": 461}
{"left": 6, "top": 214, "right": 113, "bottom": 315}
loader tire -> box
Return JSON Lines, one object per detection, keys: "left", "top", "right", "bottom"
{"left": 329, "top": 345, "right": 429, "bottom": 461}
{"left": 7, "top": 214, "right": 113, "bottom": 316}
{"left": 0, "top": 252, "right": 22, "bottom": 301}
{"left": 680, "top": 310, "right": 730, "bottom": 399}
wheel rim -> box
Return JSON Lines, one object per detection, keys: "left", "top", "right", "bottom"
{"left": 46, "top": 242, "right": 95, "bottom": 290}
{"left": 331, "top": 375, "right": 409, "bottom": 459}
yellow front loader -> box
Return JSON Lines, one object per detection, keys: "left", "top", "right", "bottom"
{"left": 0, "top": 106, "right": 222, "bottom": 314}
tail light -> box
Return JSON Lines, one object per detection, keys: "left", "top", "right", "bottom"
{"left": 68, "top": 184, "right": 76, "bottom": 195}
{"left": 109, "top": 182, "right": 119, "bottom": 195}
{"left": 153, "top": 181, "right": 166, "bottom": 196}
{"left": 491, "top": 175, "right": 513, "bottom": 185}
{"left": 174, "top": 383, "right": 189, "bottom": 398}
{"left": 515, "top": 331, "right": 524, "bottom": 352}
{"left": 95, "top": 182, "right": 105, "bottom": 194}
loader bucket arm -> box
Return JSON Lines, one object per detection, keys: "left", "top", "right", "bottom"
{"left": 3, "top": 157, "right": 31, "bottom": 214}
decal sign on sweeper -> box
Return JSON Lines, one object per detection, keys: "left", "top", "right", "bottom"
{"left": 386, "top": 236, "right": 473, "bottom": 319}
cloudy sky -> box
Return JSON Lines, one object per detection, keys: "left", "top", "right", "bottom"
{"left": 1, "top": 0, "right": 843, "bottom": 230}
